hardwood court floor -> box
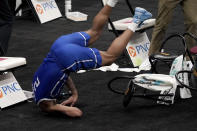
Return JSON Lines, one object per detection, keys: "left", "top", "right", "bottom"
{"left": 1, "top": 0, "right": 197, "bottom": 130}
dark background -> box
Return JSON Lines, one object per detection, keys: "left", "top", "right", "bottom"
{"left": 1, "top": 0, "right": 197, "bottom": 130}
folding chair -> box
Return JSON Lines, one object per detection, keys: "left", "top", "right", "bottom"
{"left": 149, "top": 33, "right": 194, "bottom": 73}
{"left": 108, "top": 33, "right": 197, "bottom": 107}
{"left": 101, "top": 0, "right": 156, "bottom": 67}
{"left": 0, "top": 55, "right": 30, "bottom": 109}
{"left": 101, "top": 0, "right": 155, "bottom": 35}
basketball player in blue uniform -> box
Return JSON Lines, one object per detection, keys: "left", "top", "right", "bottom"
{"left": 32, "top": 0, "right": 152, "bottom": 117}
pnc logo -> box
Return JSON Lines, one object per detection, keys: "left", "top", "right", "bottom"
{"left": 36, "top": 4, "right": 44, "bottom": 14}
{"left": 0, "top": 90, "right": 3, "bottom": 98}
{"left": 128, "top": 46, "right": 137, "bottom": 57}
{"left": 0, "top": 82, "right": 21, "bottom": 99}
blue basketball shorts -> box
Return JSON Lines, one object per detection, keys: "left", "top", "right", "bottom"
{"left": 32, "top": 32, "right": 102, "bottom": 105}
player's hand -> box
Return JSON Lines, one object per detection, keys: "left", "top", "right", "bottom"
{"left": 61, "top": 93, "right": 78, "bottom": 107}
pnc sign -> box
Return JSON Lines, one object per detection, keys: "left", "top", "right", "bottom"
{"left": 128, "top": 42, "right": 150, "bottom": 58}
{"left": 126, "top": 32, "right": 150, "bottom": 67}
{"left": 0, "top": 72, "right": 27, "bottom": 109}
{"left": 35, "top": 0, "right": 57, "bottom": 15}
{"left": 0, "top": 82, "right": 21, "bottom": 99}
{"left": 31, "top": 0, "right": 62, "bottom": 24}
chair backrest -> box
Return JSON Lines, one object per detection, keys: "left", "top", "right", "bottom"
{"left": 159, "top": 33, "right": 194, "bottom": 63}
{"left": 100, "top": 0, "right": 135, "bottom": 37}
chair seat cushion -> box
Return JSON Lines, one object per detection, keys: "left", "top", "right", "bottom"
{"left": 0, "top": 57, "right": 26, "bottom": 71}
{"left": 150, "top": 53, "right": 178, "bottom": 61}
{"left": 108, "top": 17, "right": 155, "bottom": 31}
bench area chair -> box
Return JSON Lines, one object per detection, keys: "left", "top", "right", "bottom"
{"left": 0, "top": 56, "right": 31, "bottom": 109}
{"left": 108, "top": 32, "right": 197, "bottom": 107}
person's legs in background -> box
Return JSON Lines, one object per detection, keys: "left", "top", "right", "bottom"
{"left": 0, "top": 0, "right": 15, "bottom": 56}
{"left": 182, "top": 0, "right": 197, "bottom": 50}
{"left": 149, "top": 0, "right": 180, "bottom": 56}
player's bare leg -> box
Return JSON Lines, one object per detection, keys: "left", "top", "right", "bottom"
{"left": 39, "top": 100, "right": 83, "bottom": 117}
{"left": 85, "top": 0, "right": 118, "bottom": 45}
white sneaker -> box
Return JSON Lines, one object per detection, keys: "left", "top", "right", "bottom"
{"left": 133, "top": 7, "right": 152, "bottom": 25}
{"left": 102, "top": 0, "right": 118, "bottom": 7}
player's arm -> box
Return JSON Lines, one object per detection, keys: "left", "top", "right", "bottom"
{"left": 61, "top": 76, "right": 78, "bottom": 106}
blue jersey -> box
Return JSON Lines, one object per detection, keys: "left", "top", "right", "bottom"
{"left": 32, "top": 32, "right": 102, "bottom": 105}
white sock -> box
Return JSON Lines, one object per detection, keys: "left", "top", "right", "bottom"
{"left": 106, "top": 0, "right": 118, "bottom": 7}
{"left": 128, "top": 23, "right": 138, "bottom": 32}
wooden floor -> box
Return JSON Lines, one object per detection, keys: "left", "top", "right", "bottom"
{"left": 1, "top": 0, "right": 197, "bottom": 130}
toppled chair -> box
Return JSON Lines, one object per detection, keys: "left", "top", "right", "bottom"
{"left": 149, "top": 33, "right": 194, "bottom": 73}
{"left": 108, "top": 33, "right": 197, "bottom": 107}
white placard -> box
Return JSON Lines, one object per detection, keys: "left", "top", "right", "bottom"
{"left": 170, "top": 55, "right": 192, "bottom": 99}
{"left": 31, "top": 0, "right": 62, "bottom": 24}
{"left": 126, "top": 32, "right": 150, "bottom": 67}
{"left": 0, "top": 72, "right": 27, "bottom": 109}
{"left": 0, "top": 57, "right": 26, "bottom": 71}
